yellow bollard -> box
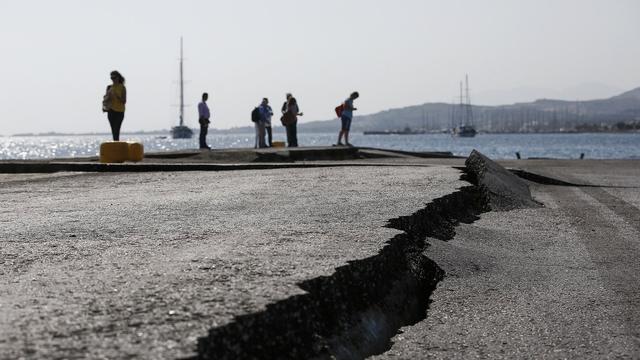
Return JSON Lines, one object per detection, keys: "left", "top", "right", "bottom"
{"left": 127, "top": 142, "right": 144, "bottom": 162}
{"left": 100, "top": 141, "right": 129, "bottom": 163}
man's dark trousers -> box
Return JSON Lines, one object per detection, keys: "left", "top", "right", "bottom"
{"left": 286, "top": 122, "right": 298, "bottom": 147}
{"left": 199, "top": 118, "right": 209, "bottom": 148}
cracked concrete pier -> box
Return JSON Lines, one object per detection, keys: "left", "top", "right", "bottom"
{"left": 0, "top": 151, "right": 466, "bottom": 359}
{"left": 1, "top": 147, "right": 639, "bottom": 359}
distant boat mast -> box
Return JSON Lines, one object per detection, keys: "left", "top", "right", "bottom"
{"left": 179, "top": 37, "right": 185, "bottom": 127}
{"left": 465, "top": 74, "right": 474, "bottom": 128}
{"left": 459, "top": 81, "right": 464, "bottom": 128}
{"left": 458, "top": 75, "right": 474, "bottom": 128}
{"left": 453, "top": 74, "right": 477, "bottom": 137}
{"left": 170, "top": 36, "right": 194, "bottom": 139}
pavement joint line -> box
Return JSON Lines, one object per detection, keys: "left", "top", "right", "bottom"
{"left": 500, "top": 262, "right": 599, "bottom": 270}
{"left": 550, "top": 186, "right": 640, "bottom": 344}
{"left": 509, "top": 168, "right": 640, "bottom": 189}
{"left": 580, "top": 187, "right": 640, "bottom": 235}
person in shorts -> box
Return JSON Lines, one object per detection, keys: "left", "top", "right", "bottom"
{"left": 336, "top": 91, "right": 359, "bottom": 146}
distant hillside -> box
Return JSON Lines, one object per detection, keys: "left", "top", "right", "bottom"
{"left": 299, "top": 87, "right": 640, "bottom": 133}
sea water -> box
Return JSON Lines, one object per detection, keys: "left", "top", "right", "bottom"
{"left": 1, "top": 132, "right": 639, "bottom": 160}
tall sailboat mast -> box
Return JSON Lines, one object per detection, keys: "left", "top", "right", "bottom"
{"left": 179, "top": 37, "right": 185, "bottom": 127}
{"left": 459, "top": 81, "right": 464, "bottom": 128}
{"left": 453, "top": 74, "right": 477, "bottom": 137}
{"left": 170, "top": 36, "right": 194, "bottom": 139}
{"left": 465, "top": 74, "right": 473, "bottom": 127}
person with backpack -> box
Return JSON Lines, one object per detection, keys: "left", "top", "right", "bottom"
{"left": 281, "top": 93, "right": 302, "bottom": 147}
{"left": 336, "top": 91, "right": 359, "bottom": 146}
{"left": 251, "top": 100, "right": 268, "bottom": 149}
{"left": 260, "top": 98, "right": 274, "bottom": 147}
{"left": 198, "top": 92, "right": 211, "bottom": 149}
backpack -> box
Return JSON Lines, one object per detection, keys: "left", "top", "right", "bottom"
{"left": 251, "top": 107, "right": 261, "bottom": 122}
{"left": 335, "top": 103, "right": 344, "bottom": 118}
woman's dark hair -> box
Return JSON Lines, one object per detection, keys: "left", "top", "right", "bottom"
{"left": 110, "top": 70, "right": 125, "bottom": 84}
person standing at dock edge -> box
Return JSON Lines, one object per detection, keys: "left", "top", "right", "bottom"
{"left": 337, "top": 91, "right": 359, "bottom": 147}
{"left": 280, "top": 93, "right": 291, "bottom": 144}
{"left": 262, "top": 98, "right": 274, "bottom": 147}
{"left": 253, "top": 98, "right": 267, "bottom": 149}
{"left": 259, "top": 98, "right": 273, "bottom": 147}
{"left": 281, "top": 93, "right": 302, "bottom": 147}
{"left": 198, "top": 92, "right": 211, "bottom": 149}
{"left": 103, "top": 71, "right": 126, "bottom": 141}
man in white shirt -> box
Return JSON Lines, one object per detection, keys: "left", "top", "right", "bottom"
{"left": 198, "top": 93, "right": 211, "bottom": 149}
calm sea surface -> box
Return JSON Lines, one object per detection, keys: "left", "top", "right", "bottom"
{"left": 1, "top": 132, "right": 639, "bottom": 160}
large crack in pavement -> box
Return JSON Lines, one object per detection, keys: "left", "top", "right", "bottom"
{"left": 192, "top": 181, "right": 490, "bottom": 359}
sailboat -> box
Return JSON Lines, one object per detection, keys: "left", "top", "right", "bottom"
{"left": 171, "top": 37, "right": 194, "bottom": 139}
{"left": 453, "top": 75, "right": 477, "bottom": 138}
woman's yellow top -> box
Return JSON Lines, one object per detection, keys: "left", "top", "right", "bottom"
{"left": 109, "top": 83, "right": 126, "bottom": 112}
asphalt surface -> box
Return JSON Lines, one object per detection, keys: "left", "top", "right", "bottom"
{"left": 2, "top": 152, "right": 639, "bottom": 359}
{"left": 374, "top": 160, "right": 640, "bottom": 359}
{"left": 0, "top": 165, "right": 465, "bottom": 359}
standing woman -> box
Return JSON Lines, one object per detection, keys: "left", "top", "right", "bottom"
{"left": 282, "top": 94, "right": 302, "bottom": 147}
{"left": 104, "top": 70, "right": 126, "bottom": 141}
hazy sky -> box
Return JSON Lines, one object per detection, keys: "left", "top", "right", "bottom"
{"left": 1, "top": 0, "right": 639, "bottom": 134}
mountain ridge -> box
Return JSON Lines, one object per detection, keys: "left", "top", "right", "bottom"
{"left": 295, "top": 86, "right": 640, "bottom": 133}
